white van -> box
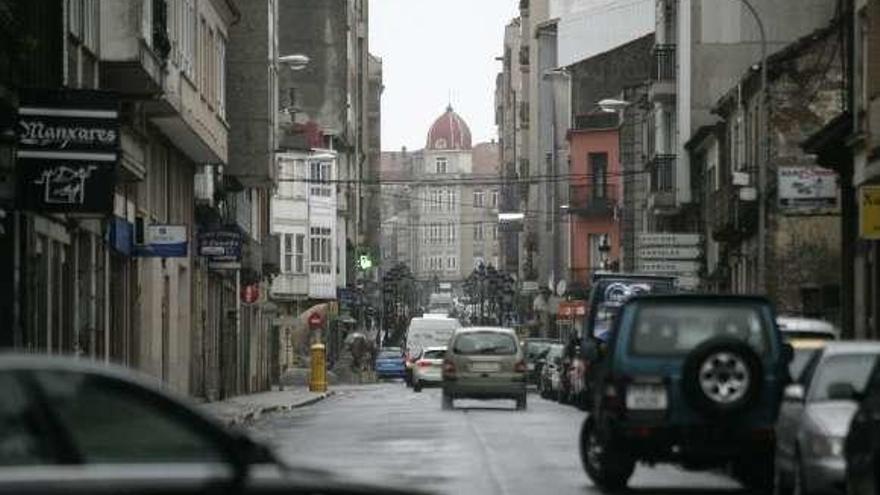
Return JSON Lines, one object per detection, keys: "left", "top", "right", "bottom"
{"left": 405, "top": 316, "right": 461, "bottom": 357}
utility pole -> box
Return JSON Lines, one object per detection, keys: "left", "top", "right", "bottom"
{"left": 739, "top": 0, "right": 768, "bottom": 293}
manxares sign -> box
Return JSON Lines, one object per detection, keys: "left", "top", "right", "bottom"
{"left": 16, "top": 89, "right": 119, "bottom": 214}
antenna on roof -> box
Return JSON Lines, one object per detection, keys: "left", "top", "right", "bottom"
{"left": 447, "top": 89, "right": 453, "bottom": 112}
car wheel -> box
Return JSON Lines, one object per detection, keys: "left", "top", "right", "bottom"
{"left": 681, "top": 337, "right": 763, "bottom": 417}
{"left": 441, "top": 391, "right": 453, "bottom": 410}
{"left": 414, "top": 381, "right": 422, "bottom": 392}
{"left": 579, "top": 418, "right": 634, "bottom": 492}
{"left": 516, "top": 393, "right": 527, "bottom": 410}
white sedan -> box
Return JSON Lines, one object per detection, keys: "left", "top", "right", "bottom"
{"left": 412, "top": 346, "right": 447, "bottom": 392}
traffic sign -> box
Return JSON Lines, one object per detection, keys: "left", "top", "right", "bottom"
{"left": 637, "top": 233, "right": 701, "bottom": 247}
{"left": 637, "top": 246, "right": 701, "bottom": 260}
{"left": 240, "top": 284, "right": 259, "bottom": 304}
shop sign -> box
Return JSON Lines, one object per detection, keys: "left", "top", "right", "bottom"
{"left": 199, "top": 227, "right": 243, "bottom": 270}
{"left": 16, "top": 89, "right": 118, "bottom": 214}
{"left": 135, "top": 225, "right": 188, "bottom": 258}
{"left": 860, "top": 185, "right": 880, "bottom": 240}
{"left": 778, "top": 166, "right": 837, "bottom": 209}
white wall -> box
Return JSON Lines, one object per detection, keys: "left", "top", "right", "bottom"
{"left": 557, "top": 0, "right": 655, "bottom": 67}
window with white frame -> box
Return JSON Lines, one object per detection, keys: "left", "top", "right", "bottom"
{"left": 294, "top": 234, "right": 305, "bottom": 273}
{"left": 474, "top": 223, "right": 484, "bottom": 241}
{"left": 182, "top": 0, "right": 196, "bottom": 80}
{"left": 309, "top": 161, "right": 332, "bottom": 197}
{"left": 492, "top": 224, "right": 498, "bottom": 240}
{"left": 435, "top": 157, "right": 448, "bottom": 174}
{"left": 309, "top": 227, "right": 332, "bottom": 274}
{"left": 216, "top": 34, "right": 226, "bottom": 117}
{"left": 491, "top": 190, "right": 498, "bottom": 208}
{"left": 473, "top": 190, "right": 484, "bottom": 207}
{"left": 447, "top": 257, "right": 457, "bottom": 269}
{"left": 448, "top": 222, "right": 456, "bottom": 243}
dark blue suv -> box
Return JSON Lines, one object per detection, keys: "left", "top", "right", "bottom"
{"left": 580, "top": 294, "right": 791, "bottom": 492}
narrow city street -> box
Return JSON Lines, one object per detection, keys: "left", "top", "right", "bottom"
{"left": 247, "top": 383, "right": 745, "bottom": 495}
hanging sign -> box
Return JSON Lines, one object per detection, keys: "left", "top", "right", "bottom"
{"left": 859, "top": 185, "right": 880, "bottom": 240}
{"left": 16, "top": 89, "right": 119, "bottom": 214}
{"left": 135, "top": 225, "right": 188, "bottom": 258}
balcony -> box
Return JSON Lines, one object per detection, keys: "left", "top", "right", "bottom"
{"left": 710, "top": 187, "right": 758, "bottom": 243}
{"left": 568, "top": 184, "right": 617, "bottom": 218}
{"left": 649, "top": 44, "right": 676, "bottom": 103}
{"left": 270, "top": 273, "right": 309, "bottom": 300}
{"left": 99, "top": 1, "right": 166, "bottom": 96}
{"left": 647, "top": 154, "right": 677, "bottom": 213}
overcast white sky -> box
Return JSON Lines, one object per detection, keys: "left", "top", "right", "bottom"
{"left": 370, "top": 0, "right": 519, "bottom": 151}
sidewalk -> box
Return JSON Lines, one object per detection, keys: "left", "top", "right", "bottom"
{"left": 200, "top": 386, "right": 334, "bottom": 427}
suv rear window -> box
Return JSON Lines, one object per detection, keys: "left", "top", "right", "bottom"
{"left": 630, "top": 303, "right": 769, "bottom": 356}
{"left": 453, "top": 332, "right": 517, "bottom": 355}
{"left": 378, "top": 349, "right": 402, "bottom": 359}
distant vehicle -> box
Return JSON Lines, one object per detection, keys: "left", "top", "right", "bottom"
{"left": 538, "top": 343, "right": 565, "bottom": 400}
{"left": 412, "top": 346, "right": 447, "bottom": 392}
{"left": 777, "top": 315, "right": 840, "bottom": 341}
{"left": 427, "top": 292, "right": 454, "bottom": 315}
{"left": 374, "top": 347, "right": 406, "bottom": 379}
{"left": 580, "top": 294, "right": 791, "bottom": 492}
{"left": 845, "top": 353, "right": 880, "bottom": 495}
{"left": 777, "top": 316, "right": 840, "bottom": 381}
{"left": 0, "top": 354, "right": 415, "bottom": 495}
{"left": 776, "top": 342, "right": 880, "bottom": 495}
{"left": 524, "top": 338, "right": 556, "bottom": 385}
{"left": 404, "top": 316, "right": 462, "bottom": 386}
{"left": 441, "top": 327, "right": 528, "bottom": 410}
{"left": 564, "top": 273, "right": 677, "bottom": 410}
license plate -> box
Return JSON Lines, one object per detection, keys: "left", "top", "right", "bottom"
{"left": 626, "top": 383, "right": 667, "bottom": 410}
{"left": 471, "top": 362, "right": 501, "bottom": 373}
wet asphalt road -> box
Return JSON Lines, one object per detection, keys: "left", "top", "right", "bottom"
{"left": 247, "top": 382, "right": 747, "bottom": 495}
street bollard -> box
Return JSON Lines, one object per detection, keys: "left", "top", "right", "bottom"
{"left": 309, "top": 342, "right": 327, "bottom": 392}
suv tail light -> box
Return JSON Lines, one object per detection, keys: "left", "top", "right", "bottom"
{"left": 417, "top": 360, "right": 431, "bottom": 368}
{"left": 604, "top": 375, "right": 631, "bottom": 412}
{"left": 514, "top": 360, "right": 527, "bottom": 373}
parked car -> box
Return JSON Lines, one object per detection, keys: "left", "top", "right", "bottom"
{"left": 845, "top": 352, "right": 880, "bottom": 495}
{"left": 404, "top": 316, "right": 462, "bottom": 386}
{"left": 775, "top": 342, "right": 880, "bottom": 495}
{"left": 580, "top": 294, "right": 791, "bottom": 492}
{"left": 0, "top": 354, "right": 414, "bottom": 495}
{"left": 374, "top": 346, "right": 406, "bottom": 379}
{"left": 412, "top": 346, "right": 446, "bottom": 392}
{"left": 441, "top": 327, "right": 528, "bottom": 410}
{"left": 524, "top": 338, "right": 556, "bottom": 385}
{"left": 777, "top": 315, "right": 841, "bottom": 341}
{"left": 538, "top": 343, "right": 564, "bottom": 400}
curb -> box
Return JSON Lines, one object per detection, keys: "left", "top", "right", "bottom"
{"left": 225, "top": 390, "right": 335, "bottom": 427}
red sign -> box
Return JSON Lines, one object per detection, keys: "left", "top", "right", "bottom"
{"left": 241, "top": 284, "right": 260, "bottom": 304}
{"left": 308, "top": 312, "right": 324, "bottom": 329}
{"left": 558, "top": 300, "right": 586, "bottom": 318}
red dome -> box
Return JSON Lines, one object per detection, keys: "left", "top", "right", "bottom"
{"left": 426, "top": 105, "right": 472, "bottom": 150}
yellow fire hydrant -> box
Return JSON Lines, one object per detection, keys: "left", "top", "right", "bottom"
{"left": 309, "top": 342, "right": 327, "bottom": 392}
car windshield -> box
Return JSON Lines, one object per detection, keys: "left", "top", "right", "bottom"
{"left": 810, "top": 354, "right": 878, "bottom": 401}
{"left": 791, "top": 348, "right": 821, "bottom": 381}
{"left": 453, "top": 332, "right": 517, "bottom": 355}
{"left": 630, "top": 303, "right": 769, "bottom": 356}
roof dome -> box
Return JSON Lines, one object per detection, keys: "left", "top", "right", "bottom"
{"left": 426, "top": 105, "right": 472, "bottom": 150}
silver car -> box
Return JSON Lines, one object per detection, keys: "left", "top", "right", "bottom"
{"left": 412, "top": 346, "right": 446, "bottom": 392}
{"left": 775, "top": 342, "right": 880, "bottom": 495}
{"left": 441, "top": 327, "right": 527, "bottom": 410}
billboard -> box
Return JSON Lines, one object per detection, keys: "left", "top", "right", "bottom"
{"left": 778, "top": 166, "right": 838, "bottom": 209}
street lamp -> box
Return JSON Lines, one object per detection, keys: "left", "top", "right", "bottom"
{"left": 736, "top": 0, "right": 769, "bottom": 293}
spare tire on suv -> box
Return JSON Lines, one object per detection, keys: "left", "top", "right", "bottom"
{"left": 681, "top": 337, "right": 763, "bottom": 417}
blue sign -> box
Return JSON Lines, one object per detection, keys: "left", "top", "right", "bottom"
{"left": 134, "top": 225, "right": 188, "bottom": 258}
{"left": 198, "top": 228, "right": 242, "bottom": 261}
{"left": 108, "top": 217, "right": 133, "bottom": 256}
